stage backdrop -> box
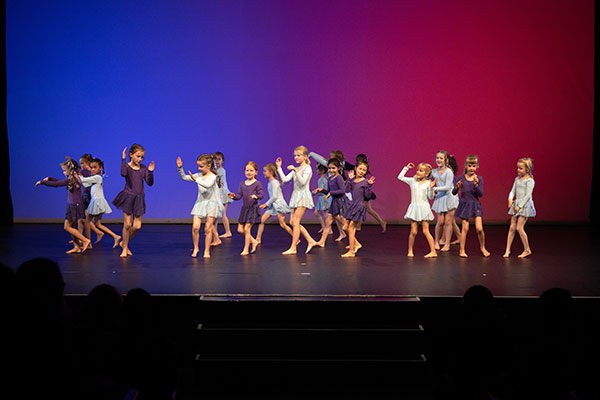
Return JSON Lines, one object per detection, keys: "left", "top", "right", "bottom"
{"left": 7, "top": 0, "right": 593, "bottom": 222}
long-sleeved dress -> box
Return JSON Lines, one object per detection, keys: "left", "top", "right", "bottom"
{"left": 178, "top": 168, "right": 224, "bottom": 218}
{"left": 264, "top": 179, "right": 290, "bottom": 216}
{"left": 112, "top": 159, "right": 154, "bottom": 216}
{"left": 343, "top": 178, "right": 372, "bottom": 222}
{"left": 40, "top": 177, "right": 85, "bottom": 222}
{"left": 232, "top": 180, "right": 264, "bottom": 223}
{"left": 397, "top": 167, "right": 435, "bottom": 221}
{"left": 432, "top": 168, "right": 459, "bottom": 213}
{"left": 321, "top": 174, "right": 347, "bottom": 216}
{"left": 217, "top": 167, "right": 233, "bottom": 205}
{"left": 315, "top": 176, "right": 332, "bottom": 211}
{"left": 453, "top": 175, "right": 484, "bottom": 219}
{"left": 508, "top": 177, "right": 536, "bottom": 217}
{"left": 278, "top": 165, "right": 314, "bottom": 209}
{"left": 81, "top": 169, "right": 93, "bottom": 209}
{"left": 80, "top": 175, "right": 112, "bottom": 215}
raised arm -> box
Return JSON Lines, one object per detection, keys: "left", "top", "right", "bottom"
{"left": 516, "top": 179, "right": 534, "bottom": 208}
{"left": 178, "top": 167, "right": 196, "bottom": 182}
{"left": 397, "top": 167, "right": 412, "bottom": 184}
{"left": 80, "top": 175, "right": 102, "bottom": 187}
{"left": 196, "top": 174, "right": 216, "bottom": 189}
{"left": 121, "top": 158, "right": 128, "bottom": 177}
{"left": 362, "top": 182, "right": 373, "bottom": 201}
{"left": 308, "top": 151, "right": 328, "bottom": 167}
{"left": 39, "top": 177, "right": 68, "bottom": 187}
{"left": 278, "top": 167, "right": 294, "bottom": 183}
{"left": 144, "top": 166, "right": 154, "bottom": 186}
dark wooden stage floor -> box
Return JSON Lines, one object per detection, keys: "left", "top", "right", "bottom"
{"left": 1, "top": 223, "right": 598, "bottom": 298}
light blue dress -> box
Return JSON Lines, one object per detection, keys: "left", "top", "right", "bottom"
{"left": 432, "top": 167, "right": 459, "bottom": 212}
{"left": 278, "top": 164, "right": 314, "bottom": 209}
{"left": 398, "top": 167, "right": 435, "bottom": 221}
{"left": 80, "top": 175, "right": 112, "bottom": 215}
{"left": 508, "top": 177, "right": 536, "bottom": 217}
{"left": 217, "top": 167, "right": 233, "bottom": 204}
{"left": 179, "top": 167, "right": 224, "bottom": 218}
{"left": 315, "top": 176, "right": 332, "bottom": 211}
{"left": 264, "top": 179, "right": 291, "bottom": 215}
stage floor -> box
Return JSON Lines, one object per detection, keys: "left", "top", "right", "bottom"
{"left": 1, "top": 223, "right": 598, "bottom": 298}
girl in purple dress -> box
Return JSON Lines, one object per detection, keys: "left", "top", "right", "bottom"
{"left": 228, "top": 161, "right": 264, "bottom": 256}
{"left": 36, "top": 158, "right": 91, "bottom": 253}
{"left": 112, "top": 144, "right": 155, "bottom": 258}
{"left": 314, "top": 158, "right": 347, "bottom": 247}
{"left": 355, "top": 154, "right": 386, "bottom": 233}
{"left": 452, "top": 155, "right": 490, "bottom": 258}
{"left": 342, "top": 160, "right": 375, "bottom": 257}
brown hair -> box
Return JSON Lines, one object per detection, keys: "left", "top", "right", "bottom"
{"left": 197, "top": 154, "right": 220, "bottom": 187}
{"left": 331, "top": 150, "right": 345, "bottom": 162}
{"left": 60, "top": 159, "right": 81, "bottom": 190}
{"left": 263, "top": 163, "right": 281, "bottom": 184}
{"left": 129, "top": 144, "right": 145, "bottom": 160}
{"left": 328, "top": 158, "right": 346, "bottom": 181}
{"left": 213, "top": 151, "right": 224, "bottom": 162}
{"left": 436, "top": 150, "right": 450, "bottom": 167}
{"left": 464, "top": 155, "right": 479, "bottom": 174}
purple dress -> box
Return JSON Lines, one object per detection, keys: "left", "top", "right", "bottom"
{"left": 233, "top": 180, "right": 264, "bottom": 224}
{"left": 321, "top": 174, "right": 347, "bottom": 216}
{"left": 453, "top": 175, "right": 484, "bottom": 219}
{"left": 40, "top": 177, "right": 85, "bottom": 222}
{"left": 343, "top": 178, "right": 373, "bottom": 222}
{"left": 112, "top": 159, "right": 154, "bottom": 216}
{"left": 81, "top": 169, "right": 92, "bottom": 209}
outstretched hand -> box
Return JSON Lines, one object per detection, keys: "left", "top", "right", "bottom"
{"left": 348, "top": 170, "right": 355, "bottom": 179}
{"left": 259, "top": 204, "right": 267, "bottom": 209}
{"left": 313, "top": 188, "right": 323, "bottom": 194}
{"left": 368, "top": 176, "right": 375, "bottom": 184}
{"left": 148, "top": 161, "right": 155, "bottom": 172}
{"left": 227, "top": 193, "right": 235, "bottom": 199}
{"left": 287, "top": 165, "right": 296, "bottom": 172}
{"left": 276, "top": 157, "right": 282, "bottom": 168}
{"left": 406, "top": 163, "right": 415, "bottom": 169}
{"left": 122, "top": 147, "right": 128, "bottom": 159}
{"left": 187, "top": 170, "right": 197, "bottom": 181}
{"left": 455, "top": 180, "right": 463, "bottom": 189}
{"left": 176, "top": 157, "right": 183, "bottom": 168}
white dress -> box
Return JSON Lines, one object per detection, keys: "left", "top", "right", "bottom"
{"left": 179, "top": 168, "right": 224, "bottom": 218}
{"left": 278, "top": 164, "right": 314, "bottom": 209}
{"left": 508, "top": 177, "right": 536, "bottom": 217}
{"left": 398, "top": 167, "right": 434, "bottom": 221}
{"left": 80, "top": 175, "right": 112, "bottom": 215}
{"left": 264, "top": 179, "right": 291, "bottom": 215}
{"left": 217, "top": 167, "right": 233, "bottom": 204}
{"left": 432, "top": 168, "right": 459, "bottom": 212}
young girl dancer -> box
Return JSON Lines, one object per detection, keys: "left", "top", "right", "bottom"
{"left": 79, "top": 158, "right": 122, "bottom": 247}
{"left": 432, "top": 150, "right": 459, "bottom": 252}
{"left": 397, "top": 163, "right": 437, "bottom": 258}
{"left": 355, "top": 154, "right": 386, "bottom": 233}
{"left": 504, "top": 157, "right": 535, "bottom": 258}
{"left": 228, "top": 161, "right": 264, "bottom": 255}
{"left": 213, "top": 152, "right": 233, "bottom": 240}
{"left": 313, "top": 164, "right": 331, "bottom": 233}
{"left": 452, "top": 155, "right": 490, "bottom": 257}
{"left": 79, "top": 153, "right": 101, "bottom": 241}
{"left": 177, "top": 154, "right": 223, "bottom": 258}
{"left": 342, "top": 160, "right": 375, "bottom": 257}
{"left": 314, "top": 158, "right": 347, "bottom": 246}
{"left": 112, "top": 144, "right": 154, "bottom": 258}
{"left": 277, "top": 146, "right": 319, "bottom": 255}
{"left": 36, "top": 159, "right": 91, "bottom": 253}
{"left": 256, "top": 163, "right": 293, "bottom": 244}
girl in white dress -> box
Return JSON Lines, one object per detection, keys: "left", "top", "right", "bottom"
{"left": 276, "top": 145, "right": 318, "bottom": 255}
{"left": 398, "top": 162, "right": 437, "bottom": 258}
{"left": 177, "top": 154, "right": 223, "bottom": 258}
{"left": 79, "top": 158, "right": 121, "bottom": 248}
{"left": 504, "top": 157, "right": 536, "bottom": 258}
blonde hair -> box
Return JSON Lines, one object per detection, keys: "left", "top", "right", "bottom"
{"left": 463, "top": 155, "right": 479, "bottom": 174}
{"left": 518, "top": 157, "right": 533, "bottom": 175}
{"left": 417, "top": 162, "right": 433, "bottom": 179}
{"left": 60, "top": 159, "right": 81, "bottom": 190}
{"left": 295, "top": 145, "right": 310, "bottom": 165}
{"left": 197, "top": 154, "right": 220, "bottom": 188}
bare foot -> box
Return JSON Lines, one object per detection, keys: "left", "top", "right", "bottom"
{"left": 459, "top": 252, "right": 468, "bottom": 258}
{"left": 424, "top": 251, "right": 437, "bottom": 258}
{"left": 66, "top": 247, "right": 81, "bottom": 254}
{"left": 240, "top": 250, "right": 250, "bottom": 256}
{"left": 251, "top": 238, "right": 259, "bottom": 253}
{"left": 341, "top": 250, "right": 355, "bottom": 258}
{"left": 120, "top": 250, "right": 129, "bottom": 258}
{"left": 503, "top": 252, "right": 510, "bottom": 258}
{"left": 518, "top": 249, "right": 531, "bottom": 258}
{"left": 316, "top": 240, "right": 325, "bottom": 248}
{"left": 481, "top": 248, "right": 491, "bottom": 257}
{"left": 204, "top": 252, "right": 211, "bottom": 258}
{"left": 434, "top": 243, "right": 440, "bottom": 250}
{"left": 328, "top": 230, "right": 333, "bottom": 235}
{"left": 354, "top": 243, "right": 362, "bottom": 252}
{"left": 335, "top": 235, "right": 346, "bottom": 242}
{"left": 256, "top": 240, "right": 261, "bottom": 245}
{"left": 451, "top": 239, "right": 460, "bottom": 245}
{"left": 191, "top": 249, "right": 199, "bottom": 258}
{"left": 305, "top": 240, "right": 317, "bottom": 254}
{"left": 94, "top": 232, "right": 105, "bottom": 244}
{"left": 407, "top": 252, "right": 414, "bottom": 257}
{"left": 120, "top": 242, "right": 133, "bottom": 255}
{"left": 81, "top": 239, "right": 91, "bottom": 253}
{"left": 317, "top": 227, "right": 324, "bottom": 234}
{"left": 282, "top": 248, "right": 297, "bottom": 255}
{"left": 440, "top": 246, "right": 451, "bottom": 252}
{"left": 381, "top": 221, "right": 387, "bottom": 233}
{"left": 211, "top": 240, "right": 222, "bottom": 247}
{"left": 219, "top": 233, "right": 232, "bottom": 238}
{"left": 113, "top": 236, "right": 121, "bottom": 248}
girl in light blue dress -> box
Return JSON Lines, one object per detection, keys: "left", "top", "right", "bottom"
{"left": 79, "top": 158, "right": 122, "bottom": 248}
{"left": 256, "top": 163, "right": 293, "bottom": 244}
{"left": 177, "top": 154, "right": 223, "bottom": 258}
{"left": 431, "top": 150, "right": 459, "bottom": 252}
{"left": 504, "top": 157, "right": 535, "bottom": 258}
{"left": 213, "top": 152, "right": 233, "bottom": 240}
{"left": 277, "top": 145, "right": 318, "bottom": 255}
{"left": 313, "top": 164, "right": 332, "bottom": 233}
